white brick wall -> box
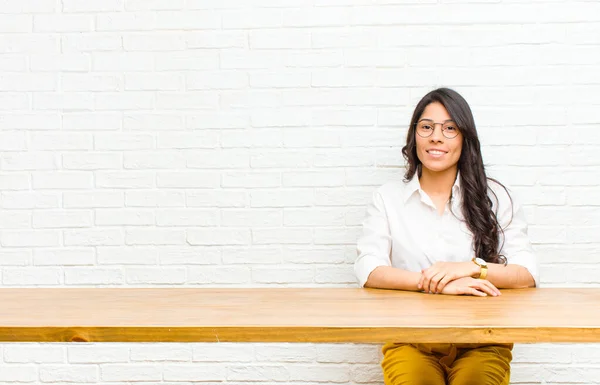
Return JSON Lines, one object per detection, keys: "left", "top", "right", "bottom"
{"left": 0, "top": 0, "right": 599, "bottom": 384}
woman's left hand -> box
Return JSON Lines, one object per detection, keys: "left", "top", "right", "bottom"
{"left": 418, "top": 261, "right": 478, "bottom": 294}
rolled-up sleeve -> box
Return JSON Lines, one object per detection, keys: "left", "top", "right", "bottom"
{"left": 354, "top": 190, "right": 393, "bottom": 288}
{"left": 496, "top": 188, "right": 540, "bottom": 287}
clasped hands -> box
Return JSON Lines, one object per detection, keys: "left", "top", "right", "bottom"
{"left": 417, "top": 261, "right": 501, "bottom": 297}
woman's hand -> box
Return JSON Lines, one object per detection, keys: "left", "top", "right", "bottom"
{"left": 418, "top": 261, "right": 479, "bottom": 294}
{"left": 439, "top": 277, "right": 501, "bottom": 297}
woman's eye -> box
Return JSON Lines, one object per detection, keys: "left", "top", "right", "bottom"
{"left": 446, "top": 126, "right": 456, "bottom": 131}
{"left": 422, "top": 125, "right": 432, "bottom": 130}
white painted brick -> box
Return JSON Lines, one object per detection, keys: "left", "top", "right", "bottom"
{"left": 0, "top": 34, "right": 58, "bottom": 54}
{"left": 283, "top": 171, "right": 345, "bottom": 187}
{"left": 284, "top": 49, "right": 344, "bottom": 68}
{"left": 125, "top": 72, "right": 182, "bottom": 91}
{"left": 222, "top": 209, "right": 282, "bottom": 227}
{"left": 187, "top": 150, "right": 250, "bottom": 169}
{"left": 92, "top": 52, "right": 155, "bottom": 71}
{"left": 187, "top": 229, "right": 250, "bottom": 246}
{"left": 124, "top": 151, "right": 186, "bottom": 169}
{"left": 96, "top": 171, "right": 155, "bottom": 189}
{"left": 0, "top": 14, "right": 32, "bottom": 32}
{"left": 512, "top": 344, "right": 571, "bottom": 364}
{"left": 188, "top": 266, "right": 251, "bottom": 284}
{"left": 95, "top": 209, "right": 154, "bottom": 226}
{"left": 126, "top": 267, "right": 186, "bottom": 284}
{"left": 39, "top": 365, "right": 97, "bottom": 382}
{"left": 157, "top": 171, "right": 220, "bottom": 188}
{"left": 186, "top": 190, "right": 247, "bottom": 208}
{"left": 98, "top": 246, "right": 158, "bottom": 265}
{"left": 250, "top": 190, "right": 313, "bottom": 208}
{"left": 131, "top": 345, "right": 191, "bottom": 361}
{"left": 283, "top": 7, "right": 349, "bottom": 27}
{"left": 0, "top": 0, "right": 56, "bottom": 13}
{"left": 126, "top": 190, "right": 185, "bottom": 207}
{"left": 95, "top": 91, "right": 155, "bottom": 110}
{"left": 221, "top": 129, "right": 282, "bottom": 148}
{"left": 34, "top": 248, "right": 95, "bottom": 266}
{"left": 289, "top": 364, "right": 350, "bottom": 382}
{"left": 2, "top": 267, "right": 61, "bottom": 285}
{"left": 163, "top": 365, "right": 226, "bottom": 381}
{"left": 283, "top": 247, "right": 346, "bottom": 265}
{"left": 193, "top": 344, "right": 254, "bottom": 362}
{"left": 222, "top": 172, "right": 281, "bottom": 188}
{"left": 220, "top": 90, "right": 281, "bottom": 109}
{"left": 156, "top": 91, "right": 218, "bottom": 109}
{"left": 346, "top": 169, "right": 403, "bottom": 186}
{"left": 61, "top": 74, "right": 121, "bottom": 92}
{"left": 68, "top": 346, "right": 129, "bottom": 363}
{"left": 65, "top": 267, "right": 124, "bottom": 285}
{"left": 227, "top": 365, "right": 288, "bottom": 381}
{"left": 0, "top": 230, "right": 60, "bottom": 247}
{"left": 0, "top": 92, "right": 29, "bottom": 110}
{"left": 252, "top": 266, "right": 314, "bottom": 284}
{"left": 33, "top": 171, "right": 93, "bottom": 190}
{"left": 314, "top": 227, "right": 362, "bottom": 245}
{"left": 1, "top": 152, "right": 57, "bottom": 171}
{"left": 1, "top": 191, "right": 59, "bottom": 209}
{"left": 126, "top": 0, "right": 185, "bottom": 11}
{"left": 124, "top": 113, "right": 184, "bottom": 131}
{"left": 315, "top": 188, "right": 372, "bottom": 206}
{"left": 0, "top": 112, "right": 60, "bottom": 129}
{"left": 31, "top": 133, "right": 93, "bottom": 151}
{"left": 351, "top": 364, "right": 382, "bottom": 383}
{"left": 0, "top": 365, "right": 38, "bottom": 382}
{"left": 33, "top": 210, "right": 92, "bottom": 229}
{"left": 124, "top": 33, "right": 185, "bottom": 51}
{"left": 315, "top": 265, "right": 356, "bottom": 284}
{"left": 125, "top": 228, "right": 186, "bottom": 245}
{"left": 528, "top": 226, "right": 567, "bottom": 245}
{"left": 34, "top": 14, "right": 93, "bottom": 32}
{"left": 186, "top": 112, "right": 249, "bottom": 130}
{"left": 284, "top": 208, "right": 346, "bottom": 227}
{"left": 156, "top": 209, "right": 218, "bottom": 227}
{"left": 316, "top": 344, "right": 380, "bottom": 363}
{"left": 100, "top": 364, "right": 162, "bottom": 381}
{"left": 0, "top": 250, "right": 32, "bottom": 266}
{"left": 33, "top": 92, "right": 94, "bottom": 111}
{"left": 4, "top": 345, "right": 65, "bottom": 363}
{"left": 252, "top": 228, "right": 312, "bottom": 245}
{"left": 64, "top": 191, "right": 124, "bottom": 208}
{"left": 157, "top": 131, "right": 219, "bottom": 149}
{"left": 95, "top": 12, "right": 156, "bottom": 31}
{"left": 29, "top": 54, "right": 90, "bottom": 72}
{"left": 158, "top": 246, "right": 221, "bottom": 265}
{"left": 0, "top": 210, "right": 30, "bottom": 229}
{"left": 187, "top": 31, "right": 247, "bottom": 49}
{"left": 64, "top": 229, "right": 124, "bottom": 246}
{"left": 255, "top": 344, "right": 316, "bottom": 362}
{"left": 155, "top": 51, "right": 219, "bottom": 71}
{"left": 282, "top": 128, "right": 340, "bottom": 148}
{"left": 222, "top": 247, "right": 281, "bottom": 265}
{"left": 250, "top": 150, "right": 311, "bottom": 168}
{"left": 222, "top": 9, "right": 282, "bottom": 29}
{"left": 61, "top": 33, "right": 123, "bottom": 52}
{"left": 62, "top": 152, "right": 122, "bottom": 171}
{"left": 187, "top": 71, "right": 248, "bottom": 91}
{"left": 62, "top": 0, "right": 123, "bottom": 12}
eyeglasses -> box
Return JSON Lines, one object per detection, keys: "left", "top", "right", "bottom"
{"left": 415, "top": 119, "right": 460, "bottom": 139}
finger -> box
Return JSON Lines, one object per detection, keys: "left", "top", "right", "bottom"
{"left": 468, "top": 287, "right": 487, "bottom": 297}
{"left": 437, "top": 275, "right": 454, "bottom": 293}
{"left": 429, "top": 272, "right": 444, "bottom": 294}
{"left": 472, "top": 281, "right": 497, "bottom": 297}
{"left": 421, "top": 271, "right": 434, "bottom": 293}
{"left": 482, "top": 280, "right": 501, "bottom": 296}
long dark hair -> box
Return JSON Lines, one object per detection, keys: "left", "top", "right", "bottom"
{"left": 402, "top": 88, "right": 509, "bottom": 265}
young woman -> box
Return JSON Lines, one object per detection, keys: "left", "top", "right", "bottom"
{"left": 354, "top": 88, "right": 539, "bottom": 385}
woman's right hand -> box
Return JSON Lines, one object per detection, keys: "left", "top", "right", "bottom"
{"left": 439, "top": 277, "right": 501, "bottom": 297}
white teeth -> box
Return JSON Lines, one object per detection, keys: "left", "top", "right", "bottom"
{"left": 428, "top": 150, "right": 445, "bottom": 155}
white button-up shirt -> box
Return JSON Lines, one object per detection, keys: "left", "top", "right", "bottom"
{"left": 354, "top": 175, "right": 539, "bottom": 288}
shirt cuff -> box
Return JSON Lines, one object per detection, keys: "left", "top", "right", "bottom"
{"left": 354, "top": 254, "right": 390, "bottom": 288}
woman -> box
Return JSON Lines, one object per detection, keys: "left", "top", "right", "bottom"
{"left": 354, "top": 88, "right": 539, "bottom": 385}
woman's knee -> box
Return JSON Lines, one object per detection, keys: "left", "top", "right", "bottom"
{"left": 381, "top": 344, "right": 445, "bottom": 385}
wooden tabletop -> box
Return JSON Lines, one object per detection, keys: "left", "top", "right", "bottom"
{"left": 1, "top": 288, "right": 599, "bottom": 343}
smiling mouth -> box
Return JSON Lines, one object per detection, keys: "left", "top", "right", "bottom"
{"left": 427, "top": 150, "right": 447, "bottom": 155}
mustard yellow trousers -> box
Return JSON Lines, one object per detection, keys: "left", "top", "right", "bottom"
{"left": 382, "top": 343, "right": 513, "bottom": 385}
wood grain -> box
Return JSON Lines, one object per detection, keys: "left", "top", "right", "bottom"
{"left": 1, "top": 288, "right": 599, "bottom": 343}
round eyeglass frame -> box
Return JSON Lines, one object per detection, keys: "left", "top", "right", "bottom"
{"left": 415, "top": 119, "right": 460, "bottom": 139}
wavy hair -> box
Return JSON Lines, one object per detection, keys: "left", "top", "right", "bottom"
{"left": 402, "top": 88, "right": 510, "bottom": 265}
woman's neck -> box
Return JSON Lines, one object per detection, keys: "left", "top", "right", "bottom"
{"left": 419, "top": 166, "right": 458, "bottom": 198}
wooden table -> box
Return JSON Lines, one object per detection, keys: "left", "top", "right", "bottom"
{"left": 1, "top": 288, "right": 599, "bottom": 343}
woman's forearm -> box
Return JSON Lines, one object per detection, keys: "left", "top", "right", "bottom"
{"left": 486, "top": 263, "right": 535, "bottom": 289}
{"left": 364, "top": 266, "right": 422, "bottom": 291}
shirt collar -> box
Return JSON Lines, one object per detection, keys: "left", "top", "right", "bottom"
{"left": 403, "top": 171, "right": 462, "bottom": 203}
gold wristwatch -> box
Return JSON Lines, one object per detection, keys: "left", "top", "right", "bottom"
{"left": 472, "top": 257, "right": 488, "bottom": 280}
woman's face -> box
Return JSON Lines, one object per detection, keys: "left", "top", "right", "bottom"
{"left": 415, "top": 102, "right": 463, "bottom": 175}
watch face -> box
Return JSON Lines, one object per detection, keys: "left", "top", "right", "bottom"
{"left": 475, "top": 258, "right": 487, "bottom": 266}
